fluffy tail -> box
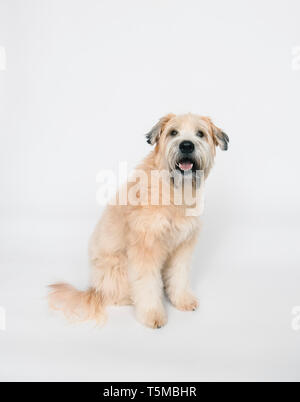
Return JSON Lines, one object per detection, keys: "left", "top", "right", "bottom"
{"left": 48, "top": 283, "right": 106, "bottom": 324}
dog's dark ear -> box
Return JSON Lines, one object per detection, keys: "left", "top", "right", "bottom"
{"left": 145, "top": 113, "right": 175, "bottom": 145}
{"left": 214, "top": 129, "right": 229, "bottom": 151}
{"left": 207, "top": 118, "right": 229, "bottom": 151}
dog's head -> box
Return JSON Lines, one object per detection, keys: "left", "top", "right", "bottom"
{"left": 146, "top": 113, "right": 229, "bottom": 178}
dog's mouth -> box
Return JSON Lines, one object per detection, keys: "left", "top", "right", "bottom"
{"left": 175, "top": 157, "right": 198, "bottom": 174}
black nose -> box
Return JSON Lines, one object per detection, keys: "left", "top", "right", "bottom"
{"left": 179, "top": 141, "right": 194, "bottom": 154}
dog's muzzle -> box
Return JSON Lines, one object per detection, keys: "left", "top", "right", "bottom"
{"left": 175, "top": 141, "right": 199, "bottom": 173}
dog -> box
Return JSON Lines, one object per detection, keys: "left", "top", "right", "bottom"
{"left": 48, "top": 113, "right": 229, "bottom": 328}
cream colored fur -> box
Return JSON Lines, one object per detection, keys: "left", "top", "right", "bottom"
{"left": 48, "top": 113, "right": 228, "bottom": 328}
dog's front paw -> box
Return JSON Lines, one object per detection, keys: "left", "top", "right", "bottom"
{"left": 137, "top": 307, "right": 167, "bottom": 329}
{"left": 171, "top": 292, "right": 199, "bottom": 312}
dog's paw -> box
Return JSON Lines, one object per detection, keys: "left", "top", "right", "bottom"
{"left": 171, "top": 292, "right": 199, "bottom": 312}
{"left": 137, "top": 308, "right": 167, "bottom": 329}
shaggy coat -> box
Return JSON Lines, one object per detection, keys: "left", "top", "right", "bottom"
{"left": 48, "top": 113, "right": 228, "bottom": 328}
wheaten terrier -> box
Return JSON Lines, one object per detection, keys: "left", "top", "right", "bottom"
{"left": 48, "top": 113, "right": 229, "bottom": 328}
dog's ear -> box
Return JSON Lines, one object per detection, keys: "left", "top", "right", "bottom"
{"left": 214, "top": 129, "right": 229, "bottom": 151}
{"left": 206, "top": 118, "right": 229, "bottom": 151}
{"left": 145, "top": 113, "right": 175, "bottom": 145}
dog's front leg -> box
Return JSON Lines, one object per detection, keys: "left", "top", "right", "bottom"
{"left": 128, "top": 241, "right": 167, "bottom": 329}
{"left": 163, "top": 235, "right": 199, "bottom": 312}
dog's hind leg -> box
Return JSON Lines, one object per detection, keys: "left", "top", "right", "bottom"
{"left": 48, "top": 252, "right": 131, "bottom": 324}
{"left": 91, "top": 251, "right": 132, "bottom": 306}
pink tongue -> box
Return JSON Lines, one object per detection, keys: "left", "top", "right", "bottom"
{"left": 179, "top": 161, "right": 193, "bottom": 171}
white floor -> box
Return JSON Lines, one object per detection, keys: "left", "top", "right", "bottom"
{"left": 1, "top": 210, "right": 299, "bottom": 382}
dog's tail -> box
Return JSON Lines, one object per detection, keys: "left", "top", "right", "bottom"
{"left": 48, "top": 283, "right": 106, "bottom": 324}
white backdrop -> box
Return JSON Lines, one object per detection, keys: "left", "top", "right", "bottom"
{"left": 0, "top": 0, "right": 300, "bottom": 381}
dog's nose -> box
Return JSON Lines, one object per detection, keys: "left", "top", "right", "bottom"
{"left": 179, "top": 141, "right": 194, "bottom": 154}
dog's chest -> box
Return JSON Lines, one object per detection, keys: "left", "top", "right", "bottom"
{"left": 166, "top": 216, "right": 200, "bottom": 249}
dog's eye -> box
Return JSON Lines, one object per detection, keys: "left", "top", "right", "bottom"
{"left": 170, "top": 130, "right": 178, "bottom": 136}
{"left": 197, "top": 130, "right": 205, "bottom": 138}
